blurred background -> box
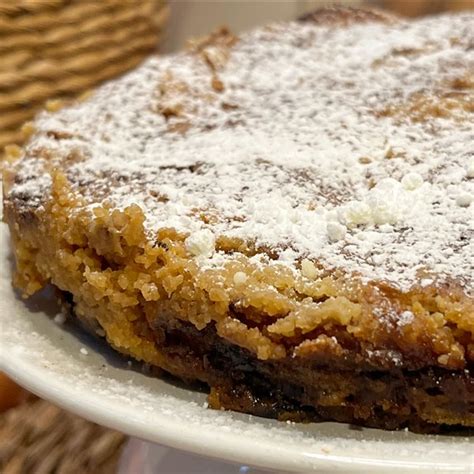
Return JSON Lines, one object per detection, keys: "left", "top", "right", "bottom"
{"left": 164, "top": 0, "right": 473, "bottom": 52}
{"left": 1, "top": 1, "right": 472, "bottom": 473}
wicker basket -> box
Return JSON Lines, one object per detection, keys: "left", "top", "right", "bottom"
{"left": 0, "top": 0, "right": 169, "bottom": 150}
{"left": 0, "top": 398, "right": 126, "bottom": 474}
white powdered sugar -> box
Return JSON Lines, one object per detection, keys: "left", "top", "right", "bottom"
{"left": 185, "top": 229, "right": 216, "bottom": 258}
{"left": 456, "top": 192, "right": 473, "bottom": 208}
{"left": 8, "top": 12, "right": 474, "bottom": 292}
{"left": 401, "top": 172, "right": 424, "bottom": 191}
{"left": 326, "top": 222, "right": 347, "bottom": 243}
{"left": 336, "top": 177, "right": 431, "bottom": 227}
{"left": 398, "top": 311, "right": 415, "bottom": 327}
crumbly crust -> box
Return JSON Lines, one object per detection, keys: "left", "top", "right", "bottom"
{"left": 2, "top": 7, "right": 473, "bottom": 431}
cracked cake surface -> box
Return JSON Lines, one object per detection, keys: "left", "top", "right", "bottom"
{"left": 2, "top": 7, "right": 473, "bottom": 431}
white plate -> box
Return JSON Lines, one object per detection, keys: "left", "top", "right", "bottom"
{"left": 1, "top": 223, "right": 473, "bottom": 473}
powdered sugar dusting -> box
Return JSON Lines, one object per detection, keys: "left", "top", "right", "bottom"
{"left": 8, "top": 12, "right": 474, "bottom": 292}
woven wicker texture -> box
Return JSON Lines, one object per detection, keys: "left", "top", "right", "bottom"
{"left": 0, "top": 0, "right": 169, "bottom": 150}
{"left": 0, "top": 398, "right": 126, "bottom": 474}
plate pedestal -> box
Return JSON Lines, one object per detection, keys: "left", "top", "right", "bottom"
{"left": 118, "top": 438, "right": 274, "bottom": 474}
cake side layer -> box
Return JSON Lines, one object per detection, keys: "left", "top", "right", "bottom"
{"left": 152, "top": 317, "right": 473, "bottom": 432}
{"left": 3, "top": 174, "right": 472, "bottom": 380}
{"left": 55, "top": 294, "right": 472, "bottom": 433}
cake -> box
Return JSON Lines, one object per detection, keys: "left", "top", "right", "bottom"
{"left": 3, "top": 7, "right": 473, "bottom": 432}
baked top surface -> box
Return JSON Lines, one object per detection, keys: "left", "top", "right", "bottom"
{"left": 7, "top": 10, "right": 474, "bottom": 294}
